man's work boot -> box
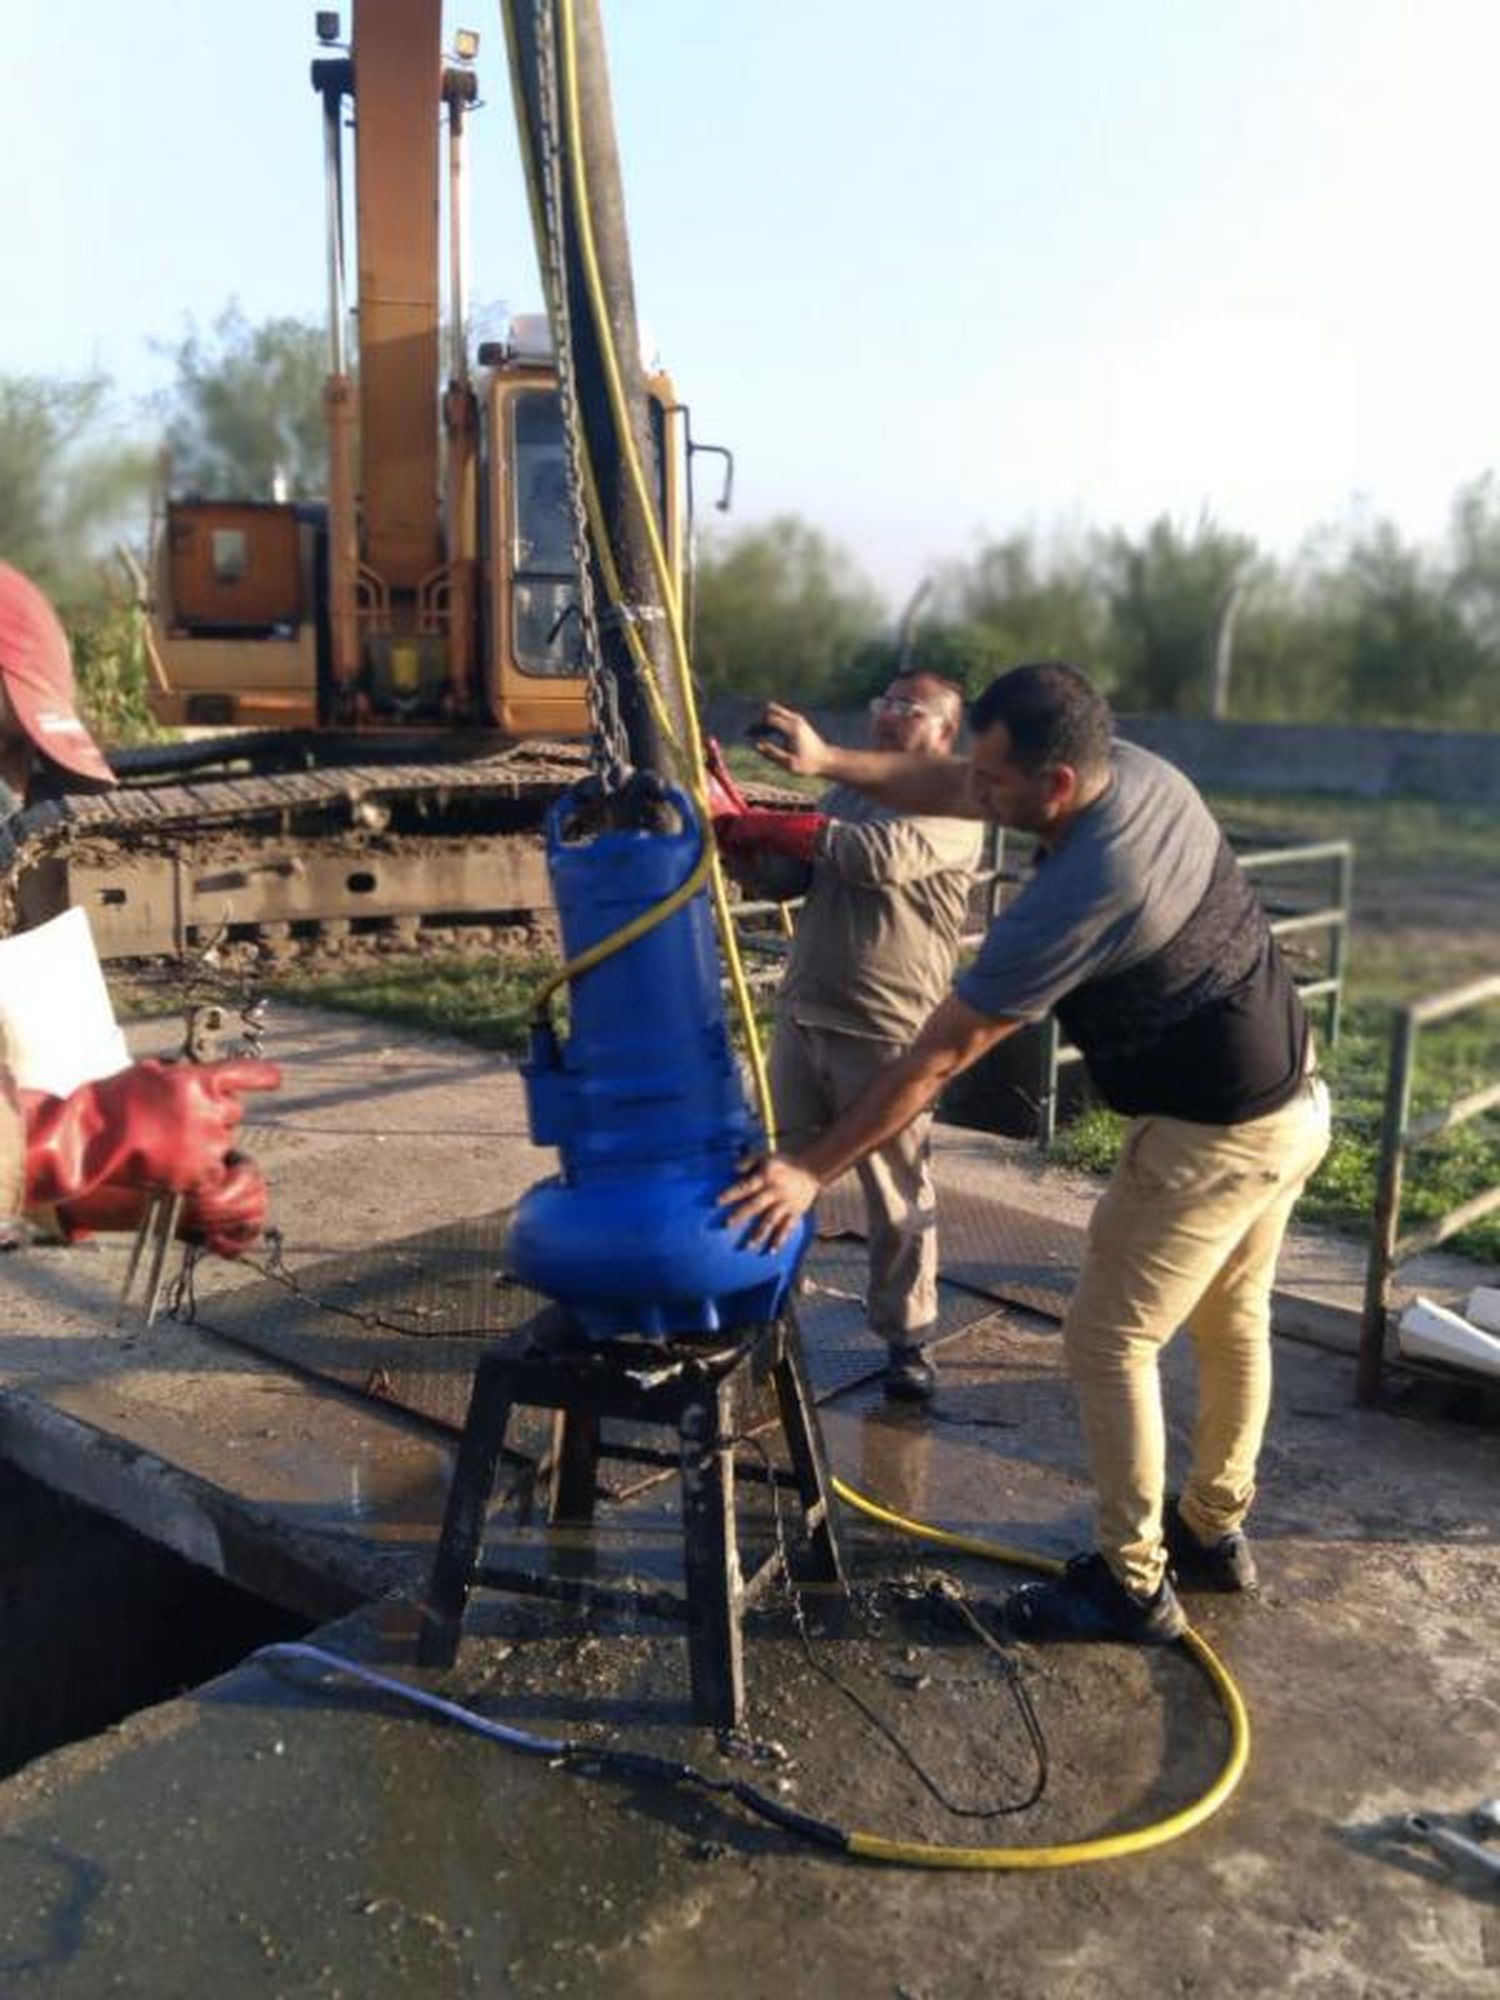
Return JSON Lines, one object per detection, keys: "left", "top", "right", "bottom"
{"left": 1002, "top": 1553, "right": 1187, "bottom": 1646}
{"left": 883, "top": 1340, "right": 936, "bottom": 1403}
{"left": 1164, "top": 1495, "right": 1258, "bottom": 1593}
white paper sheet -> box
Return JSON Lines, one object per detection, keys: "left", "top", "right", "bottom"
{"left": 0, "top": 906, "right": 131, "bottom": 1096}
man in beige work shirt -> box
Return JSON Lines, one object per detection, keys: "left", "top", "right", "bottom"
{"left": 719, "top": 672, "right": 981, "bottom": 1398}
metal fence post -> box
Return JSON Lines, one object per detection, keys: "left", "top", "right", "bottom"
{"left": 1037, "top": 1017, "right": 1060, "bottom": 1153}
{"left": 1357, "top": 1004, "right": 1417, "bottom": 1406}
{"left": 1329, "top": 844, "right": 1353, "bottom": 1047}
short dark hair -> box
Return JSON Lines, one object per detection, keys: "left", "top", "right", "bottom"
{"left": 969, "top": 661, "right": 1113, "bottom": 776}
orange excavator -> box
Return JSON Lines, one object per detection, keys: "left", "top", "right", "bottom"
{"left": 5, "top": 0, "right": 718, "bottom": 960}
{"left": 150, "top": 0, "right": 682, "bottom": 740}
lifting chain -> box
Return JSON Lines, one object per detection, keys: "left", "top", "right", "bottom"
{"left": 532, "top": 0, "right": 630, "bottom": 793}
{"left": 163, "top": 931, "right": 273, "bottom": 1324}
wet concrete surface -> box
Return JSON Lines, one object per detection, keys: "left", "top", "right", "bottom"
{"left": 0, "top": 1006, "right": 1496, "bottom": 1995}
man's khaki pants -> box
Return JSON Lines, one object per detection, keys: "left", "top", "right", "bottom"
{"left": 770, "top": 1017, "right": 937, "bottom": 1347}
{"left": 1063, "top": 1072, "right": 1332, "bottom": 1596}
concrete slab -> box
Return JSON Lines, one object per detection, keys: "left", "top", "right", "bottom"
{"left": 0, "top": 1006, "right": 1495, "bottom": 1996}
{"left": 925, "top": 1125, "right": 1499, "bottom": 1357}
{"left": 0, "top": 1004, "right": 556, "bottom": 1619}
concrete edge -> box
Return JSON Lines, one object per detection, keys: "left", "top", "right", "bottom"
{"left": 0, "top": 1388, "right": 387, "bottom": 1624}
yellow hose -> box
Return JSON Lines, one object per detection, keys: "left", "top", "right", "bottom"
{"left": 499, "top": 2, "right": 688, "bottom": 768}
{"left": 524, "top": 0, "right": 776, "bottom": 1139}
{"left": 527, "top": 832, "right": 713, "bottom": 1025}
{"left": 831, "top": 1478, "right": 1252, "bottom": 1868}
{"left": 555, "top": 0, "right": 775, "bottom": 1134}
{"left": 517, "top": 7, "right": 1253, "bottom": 1872}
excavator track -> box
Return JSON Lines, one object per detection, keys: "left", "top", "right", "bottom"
{"left": 0, "top": 745, "right": 597, "bottom": 964}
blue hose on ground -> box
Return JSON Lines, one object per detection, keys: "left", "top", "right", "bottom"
{"left": 252, "top": 1487, "right": 1251, "bottom": 1873}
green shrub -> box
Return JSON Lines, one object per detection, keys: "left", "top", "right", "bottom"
{"left": 68, "top": 601, "right": 162, "bottom": 748}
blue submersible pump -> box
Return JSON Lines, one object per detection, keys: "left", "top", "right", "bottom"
{"left": 506, "top": 780, "right": 808, "bottom": 1338}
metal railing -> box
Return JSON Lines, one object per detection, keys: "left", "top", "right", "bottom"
{"left": 1356, "top": 970, "right": 1500, "bottom": 1405}
{"left": 1239, "top": 837, "right": 1355, "bottom": 1044}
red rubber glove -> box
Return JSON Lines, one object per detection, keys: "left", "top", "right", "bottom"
{"left": 22, "top": 1058, "right": 282, "bottom": 1207}
{"left": 703, "top": 736, "right": 751, "bottom": 820}
{"left": 180, "top": 1155, "right": 269, "bottom": 1256}
{"left": 56, "top": 1154, "right": 271, "bottom": 1258}
{"left": 717, "top": 808, "right": 827, "bottom": 866}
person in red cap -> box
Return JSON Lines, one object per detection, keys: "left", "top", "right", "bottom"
{"left": 0, "top": 560, "right": 118, "bottom": 802}
{"left": 0, "top": 562, "right": 279, "bottom": 1261}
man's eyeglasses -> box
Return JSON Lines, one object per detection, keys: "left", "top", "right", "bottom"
{"left": 869, "top": 694, "right": 938, "bottom": 721}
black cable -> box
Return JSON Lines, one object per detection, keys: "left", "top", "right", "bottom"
{"left": 220, "top": 1225, "right": 493, "bottom": 1340}
{"left": 739, "top": 1434, "right": 1048, "bottom": 1821}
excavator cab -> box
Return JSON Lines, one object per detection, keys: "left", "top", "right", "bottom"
{"left": 147, "top": 366, "right": 683, "bottom": 739}
{"left": 487, "top": 369, "right": 588, "bottom": 733}
{"left": 482, "top": 333, "right": 683, "bottom": 737}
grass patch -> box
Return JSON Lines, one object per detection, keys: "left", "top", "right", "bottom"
{"left": 270, "top": 953, "right": 559, "bottom": 1055}
{"left": 112, "top": 939, "right": 775, "bottom": 1064}
{"left": 1307, "top": 995, "right": 1500, "bottom": 1261}
{"left": 1342, "top": 932, "right": 1499, "bottom": 1006}
{"left": 110, "top": 982, "right": 190, "bottom": 1023}
{"left": 1203, "top": 788, "right": 1500, "bottom": 886}
{"left": 1053, "top": 993, "right": 1500, "bottom": 1263}
{"left": 110, "top": 953, "right": 559, "bottom": 1056}
{"left": 260, "top": 950, "right": 779, "bottom": 1083}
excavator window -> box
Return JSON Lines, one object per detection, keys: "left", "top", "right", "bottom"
{"left": 511, "top": 390, "right": 585, "bottom": 679}
{"left": 210, "top": 530, "right": 249, "bottom": 585}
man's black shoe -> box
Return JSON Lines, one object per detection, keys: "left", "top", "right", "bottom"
{"left": 1003, "top": 1553, "right": 1187, "bottom": 1645}
{"left": 1164, "top": 1495, "right": 1257, "bottom": 1593}
{"left": 883, "top": 1342, "right": 936, "bottom": 1403}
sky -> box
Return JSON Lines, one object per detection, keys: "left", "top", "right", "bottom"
{"left": 7, "top": 0, "right": 1500, "bottom": 611}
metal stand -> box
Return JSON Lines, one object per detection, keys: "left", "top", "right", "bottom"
{"left": 417, "top": 1308, "right": 844, "bottom": 1729}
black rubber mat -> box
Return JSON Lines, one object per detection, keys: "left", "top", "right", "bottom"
{"left": 821, "top": 1177, "right": 1084, "bottom": 1322}
{"left": 191, "top": 1206, "right": 1001, "bottom": 1447}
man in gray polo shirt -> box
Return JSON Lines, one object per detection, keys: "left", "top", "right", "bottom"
{"left": 722, "top": 661, "right": 1330, "bottom": 1646}
{"left": 716, "top": 671, "right": 982, "bottom": 1399}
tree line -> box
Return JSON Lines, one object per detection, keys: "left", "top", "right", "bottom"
{"left": 5, "top": 306, "right": 1499, "bottom": 734}
{"left": 694, "top": 499, "right": 1500, "bottom": 730}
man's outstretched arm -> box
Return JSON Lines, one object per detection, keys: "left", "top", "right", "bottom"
{"left": 721, "top": 996, "right": 1021, "bottom": 1250}
{"left": 754, "top": 703, "right": 979, "bottom": 817}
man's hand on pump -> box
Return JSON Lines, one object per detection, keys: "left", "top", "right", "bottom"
{"left": 718, "top": 997, "right": 1016, "bottom": 1258}
{"left": 720, "top": 1152, "right": 822, "bottom": 1253}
